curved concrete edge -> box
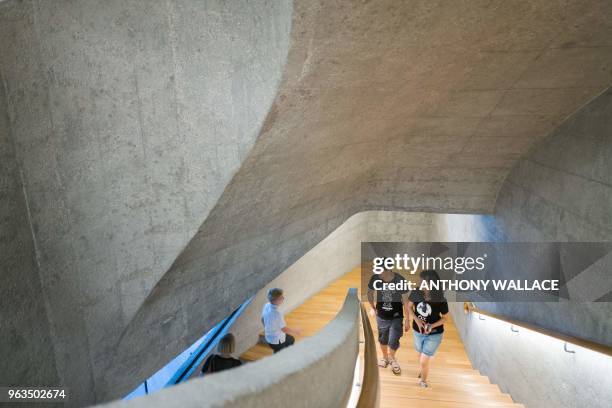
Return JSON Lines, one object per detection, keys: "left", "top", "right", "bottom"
{"left": 103, "top": 2, "right": 612, "bottom": 400}
{"left": 96, "top": 289, "right": 360, "bottom": 408}
{"left": 1, "top": 0, "right": 294, "bottom": 403}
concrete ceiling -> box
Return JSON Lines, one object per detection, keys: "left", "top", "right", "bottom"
{"left": 108, "top": 0, "right": 612, "bottom": 402}
{"left": 2, "top": 0, "right": 612, "bottom": 405}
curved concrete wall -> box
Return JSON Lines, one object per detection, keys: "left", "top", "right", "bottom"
{"left": 2, "top": 0, "right": 612, "bottom": 405}
{"left": 0, "top": 65, "right": 59, "bottom": 387}
{"left": 0, "top": 0, "right": 292, "bottom": 405}
{"left": 432, "top": 87, "right": 612, "bottom": 408}
{"left": 98, "top": 290, "right": 360, "bottom": 408}
{"left": 433, "top": 87, "right": 612, "bottom": 346}
{"left": 107, "top": 202, "right": 610, "bottom": 408}
{"left": 114, "top": 1, "right": 612, "bottom": 401}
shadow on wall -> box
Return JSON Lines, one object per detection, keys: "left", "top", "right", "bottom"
{"left": 450, "top": 302, "right": 612, "bottom": 408}
{"left": 432, "top": 86, "right": 612, "bottom": 408}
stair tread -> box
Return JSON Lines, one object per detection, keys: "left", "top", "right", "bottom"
{"left": 241, "top": 268, "right": 518, "bottom": 408}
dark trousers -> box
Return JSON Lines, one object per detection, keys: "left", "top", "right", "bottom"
{"left": 268, "top": 334, "right": 295, "bottom": 353}
{"left": 376, "top": 316, "right": 403, "bottom": 350}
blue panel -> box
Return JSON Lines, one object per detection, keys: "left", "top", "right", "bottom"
{"left": 124, "top": 296, "right": 253, "bottom": 400}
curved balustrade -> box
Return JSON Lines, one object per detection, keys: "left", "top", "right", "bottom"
{"left": 356, "top": 303, "right": 380, "bottom": 408}
{"left": 97, "top": 289, "right": 362, "bottom": 408}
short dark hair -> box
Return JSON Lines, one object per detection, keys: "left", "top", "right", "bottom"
{"left": 267, "top": 288, "right": 283, "bottom": 302}
{"left": 420, "top": 269, "right": 441, "bottom": 282}
{"left": 420, "top": 269, "right": 444, "bottom": 301}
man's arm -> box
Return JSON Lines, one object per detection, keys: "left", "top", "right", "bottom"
{"left": 281, "top": 326, "right": 301, "bottom": 336}
{"left": 401, "top": 292, "right": 410, "bottom": 317}
{"left": 367, "top": 288, "right": 376, "bottom": 315}
{"left": 279, "top": 312, "right": 301, "bottom": 336}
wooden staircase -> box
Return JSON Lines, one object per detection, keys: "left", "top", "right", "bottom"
{"left": 241, "top": 267, "right": 523, "bottom": 408}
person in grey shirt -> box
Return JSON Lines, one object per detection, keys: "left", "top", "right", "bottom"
{"left": 261, "top": 288, "right": 302, "bottom": 353}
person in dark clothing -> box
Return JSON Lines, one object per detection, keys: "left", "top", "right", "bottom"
{"left": 367, "top": 267, "right": 410, "bottom": 375}
{"left": 201, "top": 333, "right": 242, "bottom": 374}
{"left": 406, "top": 269, "right": 449, "bottom": 388}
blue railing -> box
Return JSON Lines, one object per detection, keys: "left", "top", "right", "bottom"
{"left": 125, "top": 296, "right": 253, "bottom": 400}
{"left": 166, "top": 298, "right": 253, "bottom": 384}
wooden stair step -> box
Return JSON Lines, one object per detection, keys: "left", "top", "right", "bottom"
{"left": 380, "top": 398, "right": 523, "bottom": 408}
{"left": 240, "top": 268, "right": 520, "bottom": 408}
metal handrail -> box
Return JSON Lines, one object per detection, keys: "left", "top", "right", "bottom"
{"left": 464, "top": 302, "right": 612, "bottom": 357}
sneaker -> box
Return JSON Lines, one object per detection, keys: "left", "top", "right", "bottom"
{"left": 377, "top": 358, "right": 389, "bottom": 368}
{"left": 419, "top": 380, "right": 428, "bottom": 388}
{"left": 389, "top": 359, "right": 401, "bottom": 375}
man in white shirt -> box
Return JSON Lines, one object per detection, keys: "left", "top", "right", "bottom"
{"left": 261, "top": 288, "right": 301, "bottom": 353}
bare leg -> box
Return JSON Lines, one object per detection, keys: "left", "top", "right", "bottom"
{"left": 380, "top": 344, "right": 389, "bottom": 360}
{"left": 419, "top": 354, "right": 431, "bottom": 382}
{"left": 388, "top": 347, "right": 396, "bottom": 361}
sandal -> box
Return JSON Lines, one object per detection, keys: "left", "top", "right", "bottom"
{"left": 389, "top": 358, "right": 401, "bottom": 375}
{"left": 378, "top": 358, "right": 389, "bottom": 368}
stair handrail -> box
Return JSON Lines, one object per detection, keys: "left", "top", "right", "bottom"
{"left": 356, "top": 303, "right": 380, "bottom": 408}
{"left": 464, "top": 302, "right": 612, "bottom": 357}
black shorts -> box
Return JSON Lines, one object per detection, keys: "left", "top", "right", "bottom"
{"left": 268, "top": 334, "right": 295, "bottom": 353}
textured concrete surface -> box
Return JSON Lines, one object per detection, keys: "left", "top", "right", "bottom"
{"left": 433, "top": 88, "right": 612, "bottom": 407}
{"left": 1, "top": 0, "right": 612, "bottom": 405}
{"left": 111, "top": 1, "right": 612, "bottom": 402}
{"left": 232, "top": 204, "right": 611, "bottom": 408}
{"left": 441, "top": 237, "right": 612, "bottom": 408}
{"left": 0, "top": 0, "right": 291, "bottom": 405}
{"left": 0, "top": 66, "right": 59, "bottom": 387}
{"left": 214, "top": 204, "right": 608, "bottom": 408}
{"left": 433, "top": 88, "right": 612, "bottom": 347}
{"left": 449, "top": 301, "right": 612, "bottom": 408}
{"left": 97, "top": 290, "right": 359, "bottom": 408}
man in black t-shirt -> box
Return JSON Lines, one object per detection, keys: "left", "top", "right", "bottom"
{"left": 367, "top": 268, "right": 409, "bottom": 375}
